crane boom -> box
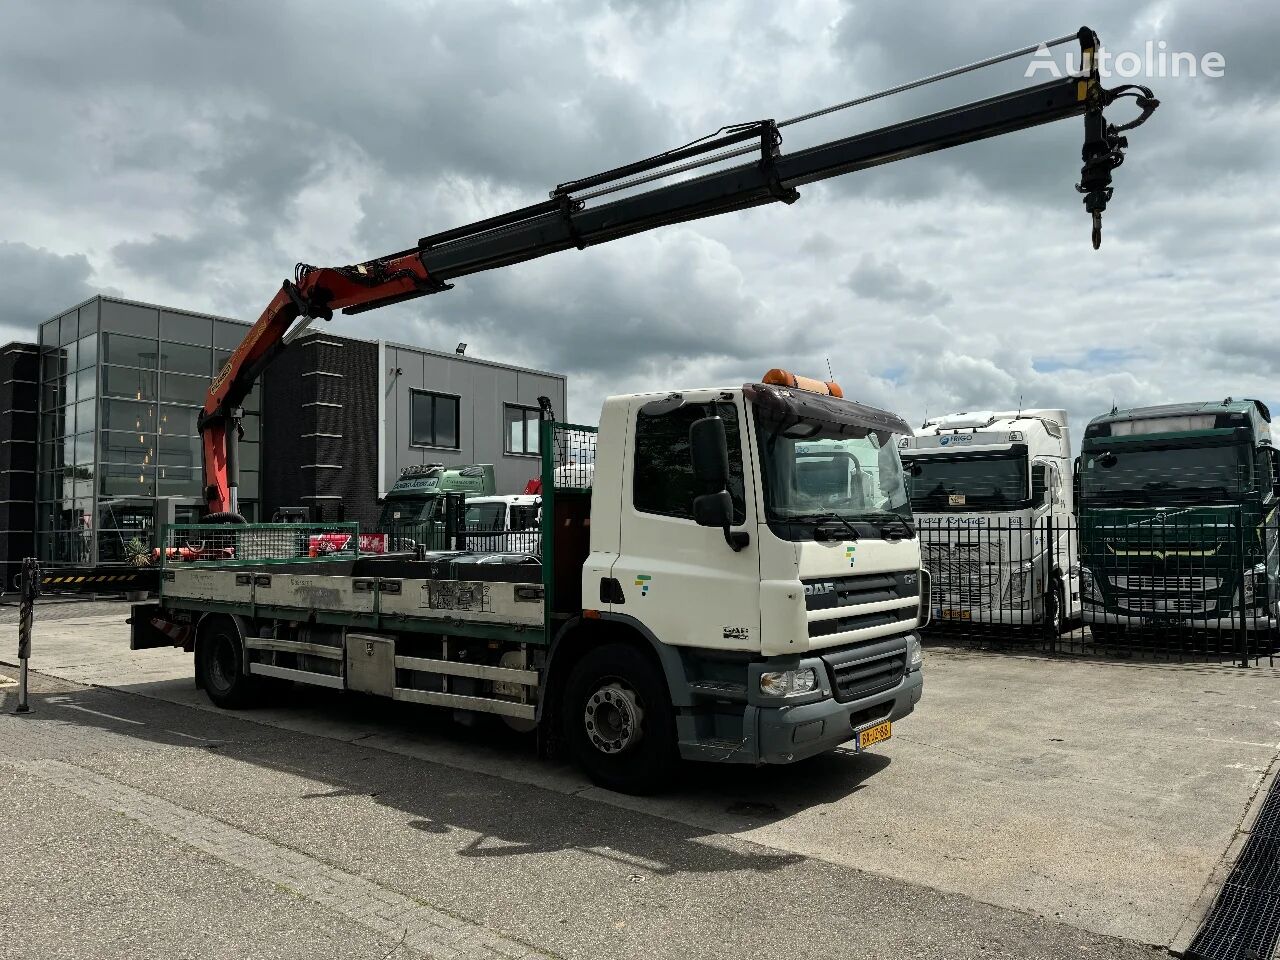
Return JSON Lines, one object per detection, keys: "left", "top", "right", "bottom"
{"left": 200, "top": 26, "right": 1158, "bottom": 516}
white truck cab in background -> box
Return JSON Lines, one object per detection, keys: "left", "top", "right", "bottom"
{"left": 901, "top": 410, "right": 1078, "bottom": 632}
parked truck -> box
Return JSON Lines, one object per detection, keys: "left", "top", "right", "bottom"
{"left": 901, "top": 410, "right": 1077, "bottom": 634}
{"left": 1076, "top": 400, "right": 1279, "bottom": 642}
{"left": 136, "top": 374, "right": 927, "bottom": 792}
{"left": 377, "top": 463, "right": 497, "bottom": 550}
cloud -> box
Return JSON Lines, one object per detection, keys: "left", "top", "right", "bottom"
{"left": 0, "top": 0, "right": 1276, "bottom": 438}
{"left": 0, "top": 242, "right": 103, "bottom": 342}
{"left": 846, "top": 253, "right": 950, "bottom": 309}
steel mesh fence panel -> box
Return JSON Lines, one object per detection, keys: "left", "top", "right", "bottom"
{"left": 550, "top": 424, "right": 596, "bottom": 491}
{"left": 160, "top": 523, "right": 361, "bottom": 567}
{"left": 918, "top": 510, "right": 1277, "bottom": 665}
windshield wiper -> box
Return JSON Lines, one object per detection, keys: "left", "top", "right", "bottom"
{"left": 862, "top": 511, "right": 915, "bottom": 540}
{"left": 789, "top": 511, "right": 861, "bottom": 541}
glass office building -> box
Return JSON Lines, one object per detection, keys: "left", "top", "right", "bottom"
{"left": 36, "top": 297, "right": 260, "bottom": 565}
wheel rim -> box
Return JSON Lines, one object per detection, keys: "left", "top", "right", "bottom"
{"left": 583, "top": 681, "right": 644, "bottom": 755}
{"left": 208, "top": 633, "right": 238, "bottom": 694}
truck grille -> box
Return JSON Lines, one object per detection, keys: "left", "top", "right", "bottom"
{"left": 810, "top": 603, "right": 917, "bottom": 639}
{"left": 929, "top": 563, "right": 999, "bottom": 607}
{"left": 1123, "top": 597, "right": 1217, "bottom": 614}
{"left": 1111, "top": 575, "right": 1221, "bottom": 592}
{"left": 821, "top": 638, "right": 908, "bottom": 703}
{"left": 803, "top": 570, "right": 918, "bottom": 611}
{"left": 923, "top": 541, "right": 1003, "bottom": 564}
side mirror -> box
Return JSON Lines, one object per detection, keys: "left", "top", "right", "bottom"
{"left": 688, "top": 416, "right": 748, "bottom": 552}
{"left": 690, "top": 416, "right": 729, "bottom": 489}
{"left": 693, "top": 490, "right": 733, "bottom": 529}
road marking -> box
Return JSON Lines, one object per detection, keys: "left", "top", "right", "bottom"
{"left": 16, "top": 758, "right": 544, "bottom": 960}
{"left": 167, "top": 730, "right": 221, "bottom": 742}
{"left": 45, "top": 695, "right": 145, "bottom": 725}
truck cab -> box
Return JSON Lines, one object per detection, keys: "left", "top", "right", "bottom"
{"left": 377, "top": 463, "right": 496, "bottom": 549}
{"left": 901, "top": 410, "right": 1076, "bottom": 632}
{"left": 463, "top": 494, "right": 542, "bottom": 556}
{"left": 1076, "top": 400, "right": 1280, "bottom": 638}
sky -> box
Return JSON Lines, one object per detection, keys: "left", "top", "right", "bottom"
{"left": 2, "top": 0, "right": 1278, "bottom": 442}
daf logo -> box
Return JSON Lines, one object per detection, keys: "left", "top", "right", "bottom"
{"left": 804, "top": 582, "right": 837, "bottom": 596}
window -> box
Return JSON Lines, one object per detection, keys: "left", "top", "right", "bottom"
{"left": 159, "top": 372, "right": 209, "bottom": 405}
{"left": 101, "top": 332, "right": 159, "bottom": 368}
{"left": 465, "top": 502, "right": 506, "bottom": 532}
{"left": 214, "top": 321, "right": 247, "bottom": 350}
{"left": 633, "top": 400, "right": 746, "bottom": 523}
{"left": 101, "top": 301, "right": 159, "bottom": 339}
{"left": 159, "top": 341, "right": 213, "bottom": 377}
{"left": 161, "top": 311, "right": 213, "bottom": 346}
{"left": 78, "top": 301, "right": 97, "bottom": 338}
{"left": 504, "top": 404, "right": 540, "bottom": 455}
{"left": 77, "top": 333, "right": 97, "bottom": 370}
{"left": 411, "top": 390, "right": 460, "bottom": 448}
{"left": 103, "top": 366, "right": 156, "bottom": 401}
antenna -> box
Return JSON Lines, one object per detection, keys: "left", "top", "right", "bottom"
{"left": 825, "top": 357, "right": 835, "bottom": 381}
{"left": 1016, "top": 393, "right": 1023, "bottom": 418}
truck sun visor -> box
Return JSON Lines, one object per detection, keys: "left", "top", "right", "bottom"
{"left": 743, "top": 382, "right": 912, "bottom": 438}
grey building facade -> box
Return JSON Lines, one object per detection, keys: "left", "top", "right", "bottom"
{"left": 34, "top": 296, "right": 259, "bottom": 566}
{"left": 0, "top": 343, "right": 38, "bottom": 587}
{"left": 18, "top": 295, "right": 567, "bottom": 572}
{"left": 262, "top": 331, "right": 566, "bottom": 529}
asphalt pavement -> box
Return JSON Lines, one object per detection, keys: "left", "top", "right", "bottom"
{"left": 1, "top": 602, "right": 1277, "bottom": 958}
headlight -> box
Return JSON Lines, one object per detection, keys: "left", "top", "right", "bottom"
{"left": 1244, "top": 563, "right": 1266, "bottom": 606}
{"left": 1081, "top": 567, "right": 1100, "bottom": 603}
{"left": 1005, "top": 560, "right": 1034, "bottom": 604}
{"left": 759, "top": 667, "right": 818, "bottom": 697}
{"left": 908, "top": 637, "right": 923, "bottom": 671}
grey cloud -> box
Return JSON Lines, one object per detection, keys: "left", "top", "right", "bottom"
{"left": 0, "top": 242, "right": 100, "bottom": 338}
{"left": 1, "top": 0, "right": 1277, "bottom": 439}
{"left": 846, "top": 254, "right": 949, "bottom": 309}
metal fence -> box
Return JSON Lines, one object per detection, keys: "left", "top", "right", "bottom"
{"left": 159, "top": 523, "right": 363, "bottom": 567}
{"left": 917, "top": 513, "right": 1278, "bottom": 666}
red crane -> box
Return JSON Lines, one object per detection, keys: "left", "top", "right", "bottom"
{"left": 199, "top": 26, "right": 1158, "bottom": 518}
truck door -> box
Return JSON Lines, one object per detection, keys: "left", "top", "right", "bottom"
{"left": 616, "top": 395, "right": 761, "bottom": 651}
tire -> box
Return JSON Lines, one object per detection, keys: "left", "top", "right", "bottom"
{"left": 195, "top": 618, "right": 260, "bottom": 709}
{"left": 561, "top": 642, "right": 678, "bottom": 795}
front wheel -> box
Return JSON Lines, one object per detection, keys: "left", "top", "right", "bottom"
{"left": 195, "top": 618, "right": 260, "bottom": 709}
{"left": 562, "top": 643, "right": 677, "bottom": 795}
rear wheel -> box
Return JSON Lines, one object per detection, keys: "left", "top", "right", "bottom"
{"left": 562, "top": 642, "right": 677, "bottom": 795}
{"left": 195, "top": 618, "right": 260, "bottom": 709}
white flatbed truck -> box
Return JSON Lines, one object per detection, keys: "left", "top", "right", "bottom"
{"left": 132, "top": 376, "right": 927, "bottom": 793}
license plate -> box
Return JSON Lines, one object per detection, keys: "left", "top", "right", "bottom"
{"left": 940, "top": 608, "right": 971, "bottom": 621}
{"left": 857, "top": 720, "right": 892, "bottom": 750}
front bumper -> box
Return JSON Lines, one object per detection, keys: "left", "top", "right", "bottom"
{"left": 753, "top": 668, "right": 923, "bottom": 764}
{"left": 932, "top": 602, "right": 1046, "bottom": 626}
{"left": 1081, "top": 604, "right": 1274, "bottom": 631}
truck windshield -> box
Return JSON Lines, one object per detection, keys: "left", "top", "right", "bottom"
{"left": 1081, "top": 439, "right": 1251, "bottom": 503}
{"left": 753, "top": 413, "right": 910, "bottom": 521}
{"left": 378, "top": 496, "right": 441, "bottom": 528}
{"left": 465, "top": 502, "right": 506, "bottom": 531}
{"left": 905, "top": 451, "right": 1029, "bottom": 511}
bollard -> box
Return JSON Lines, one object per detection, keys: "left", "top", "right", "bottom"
{"left": 14, "top": 556, "right": 38, "bottom": 714}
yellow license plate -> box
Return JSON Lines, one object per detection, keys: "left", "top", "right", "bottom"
{"left": 940, "top": 609, "right": 971, "bottom": 621}
{"left": 857, "top": 720, "right": 892, "bottom": 750}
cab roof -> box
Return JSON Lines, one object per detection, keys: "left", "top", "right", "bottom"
{"left": 1087, "top": 399, "right": 1270, "bottom": 426}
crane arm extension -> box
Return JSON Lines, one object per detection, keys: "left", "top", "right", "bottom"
{"left": 200, "top": 26, "right": 1158, "bottom": 515}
